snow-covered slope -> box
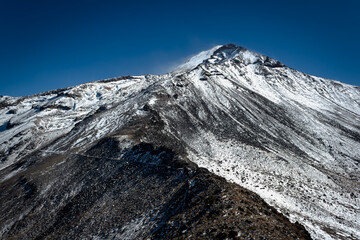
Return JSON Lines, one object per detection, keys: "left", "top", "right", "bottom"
{"left": 0, "top": 44, "right": 359, "bottom": 239}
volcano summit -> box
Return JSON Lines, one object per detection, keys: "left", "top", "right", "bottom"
{"left": 0, "top": 44, "right": 359, "bottom": 239}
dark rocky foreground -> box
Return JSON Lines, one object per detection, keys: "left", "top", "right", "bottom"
{"left": 0, "top": 137, "right": 311, "bottom": 239}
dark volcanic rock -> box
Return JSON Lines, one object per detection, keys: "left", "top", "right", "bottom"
{"left": 0, "top": 138, "right": 311, "bottom": 240}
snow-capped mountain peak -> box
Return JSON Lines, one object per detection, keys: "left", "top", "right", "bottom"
{"left": 0, "top": 44, "right": 359, "bottom": 240}
{"left": 173, "top": 44, "right": 285, "bottom": 75}
{"left": 206, "top": 44, "right": 285, "bottom": 67}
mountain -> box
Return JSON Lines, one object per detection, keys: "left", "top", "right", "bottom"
{"left": 0, "top": 44, "right": 359, "bottom": 239}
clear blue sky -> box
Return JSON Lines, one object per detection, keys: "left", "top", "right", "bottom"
{"left": 1, "top": 0, "right": 359, "bottom": 96}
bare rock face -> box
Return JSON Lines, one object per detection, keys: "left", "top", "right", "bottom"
{"left": 0, "top": 44, "right": 359, "bottom": 239}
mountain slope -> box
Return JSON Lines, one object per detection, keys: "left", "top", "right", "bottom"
{"left": 0, "top": 44, "right": 359, "bottom": 239}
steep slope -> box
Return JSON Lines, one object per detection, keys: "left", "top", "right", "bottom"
{"left": 0, "top": 139, "right": 311, "bottom": 239}
{"left": 0, "top": 44, "right": 359, "bottom": 239}
{"left": 0, "top": 89, "right": 311, "bottom": 240}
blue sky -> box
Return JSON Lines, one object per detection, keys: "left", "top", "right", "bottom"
{"left": 1, "top": 0, "right": 359, "bottom": 96}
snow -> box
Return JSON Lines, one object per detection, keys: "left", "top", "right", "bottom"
{"left": 172, "top": 45, "right": 222, "bottom": 73}
{"left": 148, "top": 97, "right": 157, "bottom": 105}
{"left": 240, "top": 50, "right": 259, "bottom": 64}
{"left": 0, "top": 76, "right": 155, "bottom": 170}
{"left": 185, "top": 131, "right": 360, "bottom": 240}
{"left": 108, "top": 215, "right": 154, "bottom": 240}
